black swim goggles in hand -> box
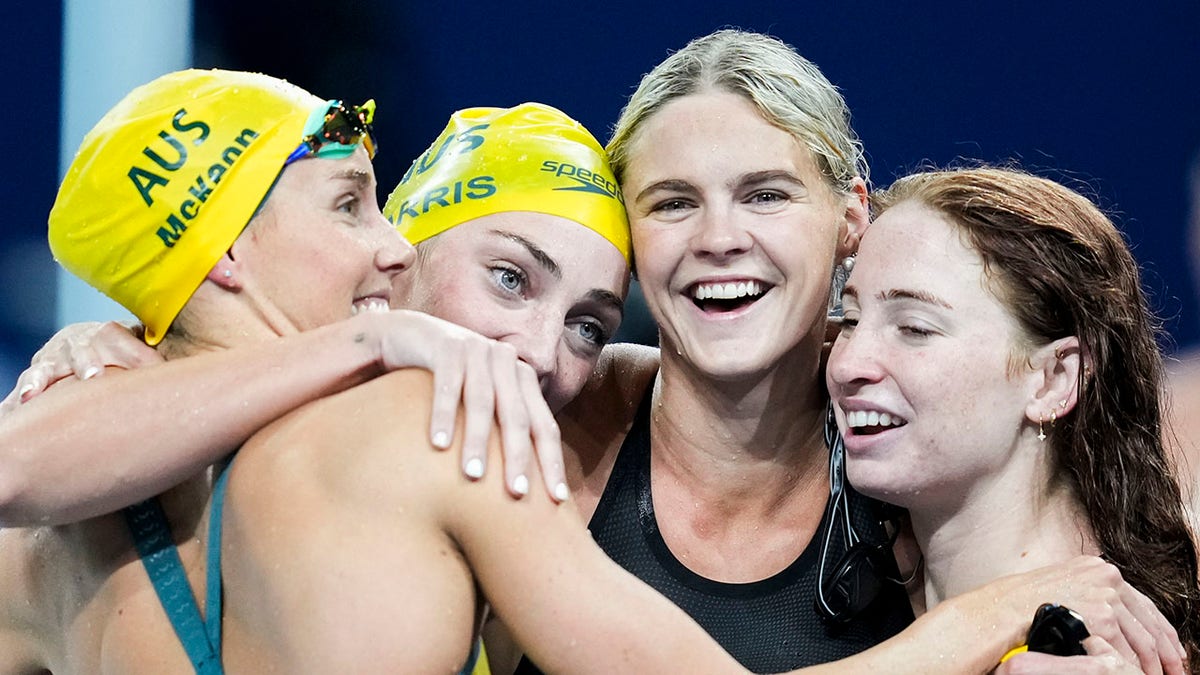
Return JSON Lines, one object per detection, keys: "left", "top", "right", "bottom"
{"left": 285, "top": 99, "right": 377, "bottom": 166}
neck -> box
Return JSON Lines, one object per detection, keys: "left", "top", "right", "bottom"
{"left": 912, "top": 444, "right": 1097, "bottom": 609}
{"left": 158, "top": 289, "right": 291, "bottom": 361}
{"left": 650, "top": 343, "right": 830, "bottom": 508}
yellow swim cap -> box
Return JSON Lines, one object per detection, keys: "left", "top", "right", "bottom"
{"left": 48, "top": 69, "right": 329, "bottom": 345}
{"left": 384, "top": 103, "right": 631, "bottom": 263}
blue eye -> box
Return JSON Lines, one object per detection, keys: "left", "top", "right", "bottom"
{"left": 490, "top": 265, "right": 526, "bottom": 293}
{"left": 577, "top": 321, "right": 608, "bottom": 346}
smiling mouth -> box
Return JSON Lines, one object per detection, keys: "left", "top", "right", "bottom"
{"left": 351, "top": 297, "right": 390, "bottom": 315}
{"left": 844, "top": 410, "right": 908, "bottom": 436}
{"left": 690, "top": 280, "right": 768, "bottom": 313}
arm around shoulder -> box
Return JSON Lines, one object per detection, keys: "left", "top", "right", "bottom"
{"left": 0, "top": 315, "right": 390, "bottom": 526}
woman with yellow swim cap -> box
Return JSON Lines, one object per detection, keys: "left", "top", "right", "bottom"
{"left": 0, "top": 67, "right": 590, "bottom": 672}
{"left": 0, "top": 99, "right": 633, "bottom": 516}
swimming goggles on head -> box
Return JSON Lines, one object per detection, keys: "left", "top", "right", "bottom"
{"left": 285, "top": 99, "right": 377, "bottom": 166}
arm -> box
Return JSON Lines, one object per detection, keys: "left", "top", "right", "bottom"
{"left": 996, "top": 636, "right": 1141, "bottom": 674}
{"left": 843, "top": 558, "right": 1186, "bottom": 674}
{"left": 224, "top": 370, "right": 1167, "bottom": 675}
{"left": 220, "top": 369, "right": 758, "bottom": 674}
{"left": 0, "top": 309, "right": 561, "bottom": 526}
{"left": 219, "top": 369, "right": 1186, "bottom": 674}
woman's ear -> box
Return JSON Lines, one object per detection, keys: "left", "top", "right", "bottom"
{"left": 839, "top": 177, "right": 870, "bottom": 258}
{"left": 1024, "top": 336, "right": 1083, "bottom": 425}
{"left": 205, "top": 251, "right": 242, "bottom": 291}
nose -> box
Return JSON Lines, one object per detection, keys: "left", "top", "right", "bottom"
{"left": 374, "top": 222, "right": 417, "bottom": 277}
{"left": 502, "top": 313, "right": 559, "bottom": 391}
{"left": 691, "top": 204, "right": 753, "bottom": 260}
{"left": 826, "top": 322, "right": 885, "bottom": 391}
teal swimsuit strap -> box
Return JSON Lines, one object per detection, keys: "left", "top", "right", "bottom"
{"left": 459, "top": 637, "right": 481, "bottom": 675}
{"left": 123, "top": 460, "right": 232, "bottom": 675}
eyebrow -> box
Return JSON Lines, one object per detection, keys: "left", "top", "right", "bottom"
{"left": 734, "top": 170, "right": 807, "bottom": 192}
{"left": 331, "top": 168, "right": 373, "bottom": 189}
{"left": 634, "top": 170, "right": 807, "bottom": 203}
{"left": 587, "top": 288, "right": 625, "bottom": 320}
{"left": 493, "top": 230, "right": 561, "bottom": 279}
{"left": 842, "top": 286, "right": 954, "bottom": 310}
{"left": 634, "top": 179, "right": 696, "bottom": 204}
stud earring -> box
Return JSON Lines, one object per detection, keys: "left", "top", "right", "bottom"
{"left": 1037, "top": 414, "right": 1046, "bottom": 442}
{"left": 223, "top": 270, "right": 233, "bottom": 279}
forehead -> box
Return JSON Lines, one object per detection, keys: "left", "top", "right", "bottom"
{"left": 858, "top": 201, "right": 991, "bottom": 302}
{"left": 435, "top": 211, "right": 628, "bottom": 293}
{"left": 623, "top": 90, "right": 819, "bottom": 186}
{"left": 273, "top": 146, "right": 377, "bottom": 194}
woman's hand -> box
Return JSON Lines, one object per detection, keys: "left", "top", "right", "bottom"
{"left": 995, "top": 636, "right": 1144, "bottom": 674}
{"left": 3, "top": 313, "right": 570, "bottom": 506}
{"left": 972, "top": 556, "right": 1186, "bottom": 675}
{"left": 3, "top": 321, "right": 160, "bottom": 409}
{"left": 372, "top": 310, "right": 567, "bottom": 502}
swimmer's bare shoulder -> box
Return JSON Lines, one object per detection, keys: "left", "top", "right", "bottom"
{"left": 559, "top": 342, "right": 659, "bottom": 512}
{"left": 219, "top": 367, "right": 761, "bottom": 674}
{"left": 219, "top": 368, "right": 480, "bottom": 672}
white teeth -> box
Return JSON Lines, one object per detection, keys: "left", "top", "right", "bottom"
{"left": 846, "top": 410, "right": 906, "bottom": 428}
{"left": 351, "top": 298, "right": 390, "bottom": 316}
{"left": 693, "top": 280, "right": 763, "bottom": 300}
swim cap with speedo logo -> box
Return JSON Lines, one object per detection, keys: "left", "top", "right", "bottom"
{"left": 48, "top": 69, "right": 335, "bottom": 345}
{"left": 383, "top": 102, "right": 631, "bottom": 263}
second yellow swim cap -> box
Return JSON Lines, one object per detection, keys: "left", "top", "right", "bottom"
{"left": 48, "top": 69, "right": 334, "bottom": 345}
{"left": 384, "top": 103, "right": 631, "bottom": 263}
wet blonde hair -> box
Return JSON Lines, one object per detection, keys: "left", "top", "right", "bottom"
{"left": 607, "top": 29, "right": 866, "bottom": 194}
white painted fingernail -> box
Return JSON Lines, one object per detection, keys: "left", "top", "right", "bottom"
{"left": 431, "top": 431, "right": 449, "bottom": 449}
{"left": 464, "top": 458, "right": 484, "bottom": 479}
{"left": 554, "top": 482, "right": 570, "bottom": 502}
{"left": 512, "top": 475, "right": 529, "bottom": 496}
{"left": 82, "top": 366, "right": 101, "bottom": 380}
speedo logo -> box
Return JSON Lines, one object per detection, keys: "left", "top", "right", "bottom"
{"left": 540, "top": 161, "right": 623, "bottom": 204}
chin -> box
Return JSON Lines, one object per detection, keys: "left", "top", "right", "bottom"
{"left": 846, "top": 465, "right": 913, "bottom": 504}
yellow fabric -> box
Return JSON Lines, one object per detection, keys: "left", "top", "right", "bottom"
{"left": 383, "top": 102, "right": 630, "bottom": 263}
{"left": 49, "top": 69, "right": 328, "bottom": 344}
{"left": 999, "top": 644, "right": 1029, "bottom": 663}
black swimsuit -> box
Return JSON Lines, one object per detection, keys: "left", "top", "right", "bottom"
{"left": 516, "top": 380, "right": 913, "bottom": 673}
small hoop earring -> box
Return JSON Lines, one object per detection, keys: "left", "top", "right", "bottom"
{"left": 1050, "top": 410, "right": 1057, "bottom": 426}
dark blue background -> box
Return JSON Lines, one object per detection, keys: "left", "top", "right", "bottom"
{"left": 4, "top": 2, "right": 1198, "bottom": 388}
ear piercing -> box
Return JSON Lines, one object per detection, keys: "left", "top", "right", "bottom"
{"left": 223, "top": 270, "right": 232, "bottom": 278}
